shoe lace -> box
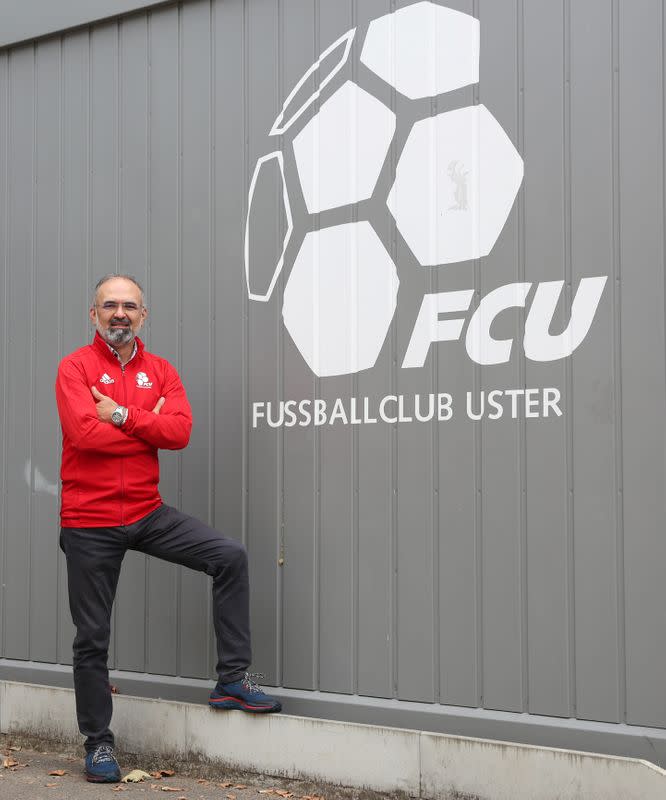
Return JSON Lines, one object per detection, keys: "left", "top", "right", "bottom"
{"left": 92, "top": 745, "right": 116, "bottom": 765}
{"left": 241, "top": 671, "right": 265, "bottom": 694}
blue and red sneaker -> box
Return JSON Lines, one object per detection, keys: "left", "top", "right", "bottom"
{"left": 84, "top": 744, "right": 121, "bottom": 783}
{"left": 209, "top": 672, "right": 282, "bottom": 713}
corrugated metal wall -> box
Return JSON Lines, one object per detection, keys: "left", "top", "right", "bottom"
{"left": 1, "top": 0, "right": 666, "bottom": 744}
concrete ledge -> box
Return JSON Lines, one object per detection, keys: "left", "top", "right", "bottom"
{"left": 4, "top": 659, "right": 666, "bottom": 770}
{"left": 2, "top": 681, "right": 666, "bottom": 799}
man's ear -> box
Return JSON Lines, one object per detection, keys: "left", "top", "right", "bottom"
{"left": 89, "top": 306, "right": 98, "bottom": 326}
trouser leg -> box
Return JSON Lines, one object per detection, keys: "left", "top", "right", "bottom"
{"left": 132, "top": 504, "right": 251, "bottom": 683}
{"left": 59, "top": 526, "right": 126, "bottom": 753}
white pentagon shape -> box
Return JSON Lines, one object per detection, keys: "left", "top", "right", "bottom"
{"left": 360, "top": 1, "right": 479, "bottom": 100}
{"left": 293, "top": 81, "right": 396, "bottom": 214}
{"left": 270, "top": 29, "right": 355, "bottom": 137}
{"left": 244, "top": 152, "right": 293, "bottom": 302}
{"left": 387, "top": 105, "right": 524, "bottom": 266}
{"left": 282, "top": 222, "right": 399, "bottom": 377}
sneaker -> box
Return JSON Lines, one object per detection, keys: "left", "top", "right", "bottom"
{"left": 209, "top": 671, "right": 282, "bottom": 713}
{"left": 84, "top": 744, "right": 121, "bottom": 783}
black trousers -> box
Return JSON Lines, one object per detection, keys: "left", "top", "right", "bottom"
{"left": 59, "top": 503, "right": 251, "bottom": 753}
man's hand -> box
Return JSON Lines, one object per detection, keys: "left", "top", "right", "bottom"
{"left": 90, "top": 386, "right": 117, "bottom": 423}
{"left": 91, "top": 386, "right": 165, "bottom": 423}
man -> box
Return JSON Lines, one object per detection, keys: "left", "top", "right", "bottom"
{"left": 55, "top": 274, "right": 281, "bottom": 784}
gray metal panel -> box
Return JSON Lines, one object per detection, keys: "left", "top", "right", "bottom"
{"left": 477, "top": 0, "right": 522, "bottom": 714}
{"left": 569, "top": 0, "right": 621, "bottom": 724}
{"left": 356, "top": 0, "right": 394, "bottom": 703}
{"left": 31, "top": 39, "right": 63, "bottom": 665}
{"left": 2, "top": 0, "right": 666, "bottom": 755}
{"left": 0, "top": 50, "right": 7, "bottom": 663}
{"left": 316, "top": 0, "right": 355, "bottom": 697}
{"left": 60, "top": 31, "right": 92, "bottom": 667}
{"left": 211, "top": 0, "right": 244, "bottom": 614}
{"left": 0, "top": 0, "right": 175, "bottom": 50}
{"left": 4, "top": 45, "right": 34, "bottom": 661}
{"left": 115, "top": 13, "right": 150, "bottom": 674}
{"left": 145, "top": 4, "right": 181, "bottom": 678}
{"left": 179, "top": 0, "right": 214, "bottom": 680}
{"left": 246, "top": 0, "right": 280, "bottom": 686}
{"left": 620, "top": 0, "right": 666, "bottom": 729}
{"left": 523, "top": 0, "right": 570, "bottom": 719}
{"left": 279, "top": 0, "right": 318, "bottom": 695}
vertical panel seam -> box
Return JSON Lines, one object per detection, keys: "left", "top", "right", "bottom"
{"left": 351, "top": 0, "right": 359, "bottom": 698}
{"left": 313, "top": 0, "right": 321, "bottom": 693}
{"left": 389, "top": 0, "right": 398, "bottom": 701}
{"left": 86, "top": 28, "right": 92, "bottom": 332}
{"left": 517, "top": 0, "right": 528, "bottom": 714}
{"left": 610, "top": 0, "right": 626, "bottom": 724}
{"left": 431, "top": 44, "right": 440, "bottom": 706}
{"left": 241, "top": 0, "right": 249, "bottom": 552}
{"left": 208, "top": 0, "right": 216, "bottom": 680}
{"left": 1, "top": 52, "right": 11, "bottom": 657}
{"left": 0, "top": 52, "right": 9, "bottom": 657}
{"left": 563, "top": 0, "right": 576, "bottom": 719}
{"left": 276, "top": 0, "right": 284, "bottom": 688}
{"left": 472, "top": 0, "right": 482, "bottom": 712}
{"left": 176, "top": 1, "right": 183, "bottom": 678}
{"left": 56, "top": 37, "right": 64, "bottom": 662}
{"left": 144, "top": 11, "right": 151, "bottom": 673}
{"left": 28, "top": 42, "right": 37, "bottom": 660}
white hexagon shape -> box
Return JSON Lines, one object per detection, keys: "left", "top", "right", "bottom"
{"left": 270, "top": 28, "right": 355, "bottom": 136}
{"left": 360, "top": 1, "right": 479, "bottom": 100}
{"left": 282, "top": 222, "right": 399, "bottom": 377}
{"left": 387, "top": 105, "right": 524, "bottom": 265}
{"left": 293, "top": 81, "right": 396, "bottom": 214}
{"left": 244, "top": 152, "right": 293, "bottom": 301}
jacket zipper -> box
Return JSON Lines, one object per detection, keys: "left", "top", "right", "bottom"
{"left": 120, "top": 362, "right": 127, "bottom": 526}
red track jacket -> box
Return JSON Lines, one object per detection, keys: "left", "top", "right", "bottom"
{"left": 55, "top": 332, "right": 193, "bottom": 527}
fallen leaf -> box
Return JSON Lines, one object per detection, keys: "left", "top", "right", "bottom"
{"left": 150, "top": 772, "right": 163, "bottom": 779}
{"left": 160, "top": 787, "right": 185, "bottom": 792}
{"left": 226, "top": 794, "right": 237, "bottom": 800}
{"left": 234, "top": 785, "right": 247, "bottom": 790}
{"left": 110, "top": 684, "right": 120, "bottom": 694}
{"left": 121, "top": 769, "right": 154, "bottom": 783}
{"left": 157, "top": 769, "right": 176, "bottom": 777}
{"left": 220, "top": 782, "right": 234, "bottom": 788}
{"left": 196, "top": 779, "right": 209, "bottom": 785}
{"left": 111, "top": 787, "right": 127, "bottom": 792}
{"left": 48, "top": 769, "right": 67, "bottom": 776}
{"left": 8, "top": 746, "right": 21, "bottom": 752}
{"left": 2, "top": 758, "right": 18, "bottom": 769}
{"left": 46, "top": 783, "right": 57, "bottom": 788}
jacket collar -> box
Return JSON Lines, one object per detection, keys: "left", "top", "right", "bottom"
{"left": 92, "top": 330, "right": 145, "bottom": 364}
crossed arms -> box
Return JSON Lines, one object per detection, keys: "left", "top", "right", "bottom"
{"left": 55, "top": 358, "right": 192, "bottom": 453}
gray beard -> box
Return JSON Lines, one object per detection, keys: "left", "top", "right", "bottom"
{"left": 97, "top": 322, "right": 135, "bottom": 347}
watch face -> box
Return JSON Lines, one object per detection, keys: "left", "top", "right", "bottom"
{"left": 112, "top": 409, "right": 123, "bottom": 425}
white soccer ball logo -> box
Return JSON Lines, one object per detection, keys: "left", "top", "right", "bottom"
{"left": 245, "top": 1, "right": 524, "bottom": 378}
{"left": 136, "top": 372, "right": 150, "bottom": 387}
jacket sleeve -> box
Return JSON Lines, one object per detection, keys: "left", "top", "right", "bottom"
{"left": 122, "top": 361, "right": 192, "bottom": 450}
{"left": 55, "top": 358, "right": 154, "bottom": 454}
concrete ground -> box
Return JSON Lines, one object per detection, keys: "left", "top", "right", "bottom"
{"left": 0, "top": 734, "right": 398, "bottom": 800}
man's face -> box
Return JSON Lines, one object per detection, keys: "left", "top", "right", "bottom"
{"left": 89, "top": 278, "right": 147, "bottom": 347}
